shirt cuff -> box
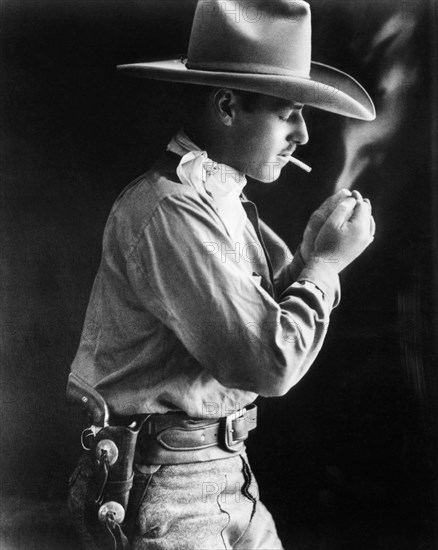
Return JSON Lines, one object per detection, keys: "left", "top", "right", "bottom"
{"left": 296, "top": 259, "right": 341, "bottom": 308}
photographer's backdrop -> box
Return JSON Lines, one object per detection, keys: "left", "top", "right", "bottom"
{"left": 1, "top": 1, "right": 437, "bottom": 548}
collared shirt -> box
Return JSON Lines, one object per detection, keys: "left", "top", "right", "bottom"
{"left": 167, "top": 128, "right": 248, "bottom": 241}
{"left": 70, "top": 145, "right": 340, "bottom": 418}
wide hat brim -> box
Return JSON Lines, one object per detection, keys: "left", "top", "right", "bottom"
{"left": 117, "top": 58, "right": 376, "bottom": 121}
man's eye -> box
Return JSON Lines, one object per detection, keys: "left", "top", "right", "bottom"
{"left": 279, "top": 106, "right": 305, "bottom": 121}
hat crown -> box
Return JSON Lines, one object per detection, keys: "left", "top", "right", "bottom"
{"left": 187, "top": 0, "right": 312, "bottom": 78}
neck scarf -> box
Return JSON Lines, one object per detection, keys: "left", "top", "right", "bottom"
{"left": 167, "top": 129, "right": 248, "bottom": 240}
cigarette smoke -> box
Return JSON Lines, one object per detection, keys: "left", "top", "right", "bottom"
{"left": 335, "top": 11, "right": 419, "bottom": 191}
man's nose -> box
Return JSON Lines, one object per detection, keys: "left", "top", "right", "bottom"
{"left": 288, "top": 112, "right": 309, "bottom": 146}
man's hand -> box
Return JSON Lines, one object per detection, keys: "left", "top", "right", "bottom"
{"left": 300, "top": 189, "right": 376, "bottom": 274}
{"left": 300, "top": 188, "right": 353, "bottom": 263}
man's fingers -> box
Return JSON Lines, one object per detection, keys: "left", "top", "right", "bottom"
{"left": 362, "top": 198, "right": 376, "bottom": 236}
{"left": 316, "top": 188, "right": 352, "bottom": 216}
{"left": 303, "top": 190, "right": 354, "bottom": 261}
{"left": 309, "top": 188, "right": 352, "bottom": 230}
{"left": 351, "top": 190, "right": 363, "bottom": 202}
{"left": 320, "top": 188, "right": 352, "bottom": 215}
{"left": 332, "top": 188, "right": 352, "bottom": 202}
{"left": 326, "top": 197, "right": 357, "bottom": 227}
{"left": 347, "top": 199, "right": 371, "bottom": 226}
{"left": 370, "top": 215, "right": 376, "bottom": 236}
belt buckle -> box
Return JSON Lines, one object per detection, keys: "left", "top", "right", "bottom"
{"left": 223, "top": 408, "right": 245, "bottom": 452}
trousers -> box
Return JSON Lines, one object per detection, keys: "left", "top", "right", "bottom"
{"left": 68, "top": 450, "right": 283, "bottom": 550}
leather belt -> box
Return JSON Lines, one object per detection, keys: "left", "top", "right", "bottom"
{"left": 135, "top": 404, "right": 257, "bottom": 465}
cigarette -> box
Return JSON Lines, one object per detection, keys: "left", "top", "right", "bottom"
{"left": 288, "top": 156, "right": 312, "bottom": 172}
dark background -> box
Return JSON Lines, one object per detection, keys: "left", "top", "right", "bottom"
{"left": 1, "top": 1, "right": 437, "bottom": 548}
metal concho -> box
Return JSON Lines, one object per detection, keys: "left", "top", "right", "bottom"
{"left": 96, "top": 439, "right": 119, "bottom": 466}
{"left": 98, "top": 501, "right": 125, "bottom": 524}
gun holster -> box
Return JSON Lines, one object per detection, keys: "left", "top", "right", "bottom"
{"left": 67, "top": 373, "right": 149, "bottom": 550}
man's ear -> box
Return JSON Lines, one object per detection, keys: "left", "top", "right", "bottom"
{"left": 212, "top": 88, "right": 237, "bottom": 127}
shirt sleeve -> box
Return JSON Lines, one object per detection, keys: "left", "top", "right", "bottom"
{"left": 129, "top": 191, "right": 340, "bottom": 397}
{"left": 258, "top": 219, "right": 306, "bottom": 295}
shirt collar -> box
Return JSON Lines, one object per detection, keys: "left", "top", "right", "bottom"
{"left": 166, "top": 128, "right": 248, "bottom": 241}
{"left": 167, "top": 128, "right": 247, "bottom": 196}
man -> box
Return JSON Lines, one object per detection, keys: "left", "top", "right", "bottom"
{"left": 67, "top": 1, "right": 376, "bottom": 549}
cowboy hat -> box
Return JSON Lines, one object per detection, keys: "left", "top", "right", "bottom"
{"left": 117, "top": 0, "right": 375, "bottom": 121}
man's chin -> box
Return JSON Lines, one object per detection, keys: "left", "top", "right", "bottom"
{"left": 247, "top": 165, "right": 283, "bottom": 183}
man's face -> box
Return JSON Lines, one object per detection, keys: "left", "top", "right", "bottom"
{"left": 227, "top": 93, "right": 309, "bottom": 183}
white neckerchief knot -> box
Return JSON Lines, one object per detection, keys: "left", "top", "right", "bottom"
{"left": 167, "top": 129, "right": 248, "bottom": 240}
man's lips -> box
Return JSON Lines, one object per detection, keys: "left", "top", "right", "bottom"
{"left": 276, "top": 147, "right": 312, "bottom": 172}
{"left": 277, "top": 150, "right": 295, "bottom": 162}
{"left": 278, "top": 147, "right": 296, "bottom": 157}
